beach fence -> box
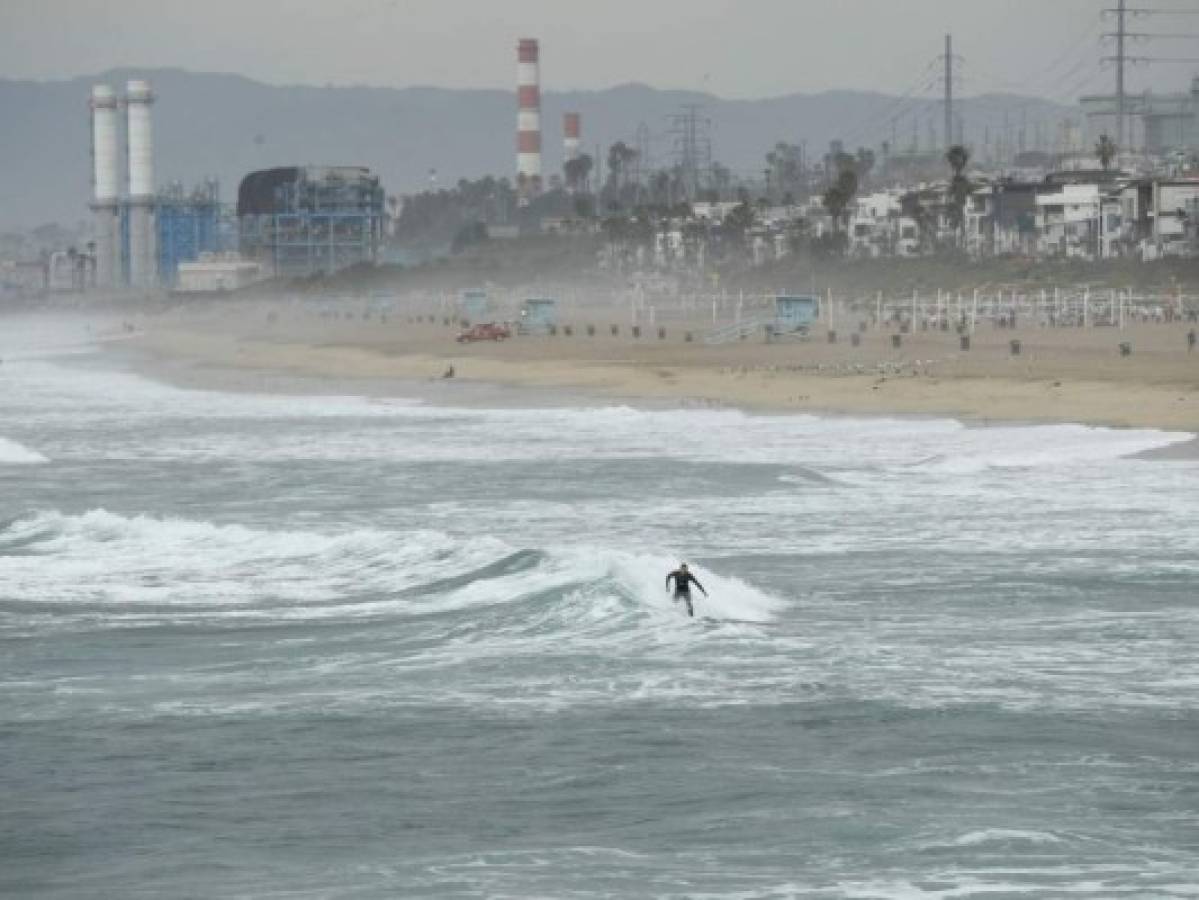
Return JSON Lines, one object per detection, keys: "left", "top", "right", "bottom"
{"left": 399, "top": 282, "right": 1197, "bottom": 344}
{"left": 830, "top": 286, "right": 1199, "bottom": 334}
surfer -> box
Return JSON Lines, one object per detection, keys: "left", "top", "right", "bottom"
{"left": 666, "top": 563, "right": 707, "bottom": 617}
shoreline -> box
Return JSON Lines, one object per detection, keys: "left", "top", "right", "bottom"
{"left": 84, "top": 299, "right": 1199, "bottom": 449}
{"left": 118, "top": 337, "right": 1199, "bottom": 427}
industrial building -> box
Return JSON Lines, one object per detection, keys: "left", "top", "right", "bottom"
{"left": 1082, "top": 76, "right": 1199, "bottom": 156}
{"left": 155, "top": 179, "right": 235, "bottom": 286}
{"left": 237, "top": 166, "right": 385, "bottom": 277}
{"left": 89, "top": 79, "right": 234, "bottom": 290}
{"left": 176, "top": 252, "right": 264, "bottom": 293}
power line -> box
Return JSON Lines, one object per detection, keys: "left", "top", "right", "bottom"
{"left": 836, "top": 59, "right": 942, "bottom": 148}
{"left": 1103, "top": 55, "right": 1199, "bottom": 62}
{"left": 1113, "top": 6, "right": 1199, "bottom": 13}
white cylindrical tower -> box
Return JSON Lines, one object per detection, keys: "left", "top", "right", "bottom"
{"left": 90, "top": 84, "right": 121, "bottom": 288}
{"left": 125, "top": 79, "right": 157, "bottom": 289}
{"left": 563, "top": 112, "right": 580, "bottom": 162}
{"left": 516, "top": 38, "right": 542, "bottom": 200}
{"left": 125, "top": 79, "right": 154, "bottom": 200}
{"left": 91, "top": 85, "right": 120, "bottom": 204}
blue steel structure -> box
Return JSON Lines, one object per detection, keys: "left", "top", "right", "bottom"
{"left": 156, "top": 180, "right": 231, "bottom": 286}
{"left": 237, "top": 167, "right": 385, "bottom": 278}
{"left": 116, "top": 180, "right": 233, "bottom": 287}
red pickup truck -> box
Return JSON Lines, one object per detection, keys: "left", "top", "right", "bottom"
{"left": 456, "top": 323, "right": 511, "bottom": 343}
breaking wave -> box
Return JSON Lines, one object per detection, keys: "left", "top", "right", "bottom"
{"left": 0, "top": 509, "right": 781, "bottom": 628}
{"left": 0, "top": 437, "right": 47, "bottom": 464}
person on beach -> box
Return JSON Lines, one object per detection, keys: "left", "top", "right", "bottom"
{"left": 1188, "top": 329, "right": 1195, "bottom": 353}
{"left": 666, "top": 563, "right": 707, "bottom": 617}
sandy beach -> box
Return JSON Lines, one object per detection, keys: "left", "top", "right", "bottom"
{"left": 110, "top": 296, "right": 1199, "bottom": 433}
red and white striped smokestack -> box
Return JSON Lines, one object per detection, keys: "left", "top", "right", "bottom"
{"left": 516, "top": 38, "right": 541, "bottom": 197}
{"left": 563, "top": 112, "right": 581, "bottom": 162}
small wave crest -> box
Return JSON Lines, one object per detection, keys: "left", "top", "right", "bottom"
{"left": 949, "top": 828, "right": 1064, "bottom": 847}
{"left": 894, "top": 423, "right": 1192, "bottom": 475}
{"left": 0, "top": 437, "right": 48, "bottom": 464}
{"left": 777, "top": 465, "right": 843, "bottom": 486}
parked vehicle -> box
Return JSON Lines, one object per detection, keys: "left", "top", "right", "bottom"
{"left": 456, "top": 322, "right": 511, "bottom": 343}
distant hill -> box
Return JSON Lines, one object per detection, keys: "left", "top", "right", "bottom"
{"left": 0, "top": 68, "right": 1074, "bottom": 230}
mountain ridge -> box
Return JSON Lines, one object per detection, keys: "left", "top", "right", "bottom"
{"left": 0, "top": 68, "right": 1073, "bottom": 230}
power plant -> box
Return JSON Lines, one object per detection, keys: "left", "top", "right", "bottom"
{"left": 124, "top": 80, "right": 157, "bottom": 289}
{"left": 237, "top": 166, "right": 385, "bottom": 278}
{"left": 88, "top": 85, "right": 121, "bottom": 289}
{"left": 88, "top": 78, "right": 231, "bottom": 291}
{"left": 516, "top": 38, "right": 542, "bottom": 200}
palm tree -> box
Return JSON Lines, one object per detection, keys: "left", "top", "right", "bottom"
{"left": 856, "top": 147, "right": 876, "bottom": 182}
{"left": 946, "top": 144, "right": 969, "bottom": 178}
{"left": 822, "top": 184, "right": 848, "bottom": 229}
{"left": 1096, "top": 134, "right": 1118, "bottom": 172}
{"left": 901, "top": 191, "right": 933, "bottom": 253}
{"left": 564, "top": 156, "right": 589, "bottom": 193}
{"left": 945, "top": 145, "right": 972, "bottom": 244}
{"left": 823, "top": 157, "right": 860, "bottom": 237}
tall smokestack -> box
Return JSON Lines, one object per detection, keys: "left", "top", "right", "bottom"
{"left": 516, "top": 38, "right": 541, "bottom": 201}
{"left": 563, "top": 112, "right": 580, "bottom": 161}
{"left": 89, "top": 85, "right": 120, "bottom": 288}
{"left": 125, "top": 79, "right": 157, "bottom": 288}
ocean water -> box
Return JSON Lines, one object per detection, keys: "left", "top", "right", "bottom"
{"left": 3, "top": 315, "right": 1198, "bottom": 898}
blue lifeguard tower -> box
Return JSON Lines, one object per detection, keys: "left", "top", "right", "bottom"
{"left": 460, "top": 288, "right": 489, "bottom": 319}
{"left": 766, "top": 294, "right": 820, "bottom": 341}
{"left": 518, "top": 298, "right": 558, "bottom": 334}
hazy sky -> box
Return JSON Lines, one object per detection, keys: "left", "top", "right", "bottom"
{"left": 2, "top": 0, "right": 1195, "bottom": 100}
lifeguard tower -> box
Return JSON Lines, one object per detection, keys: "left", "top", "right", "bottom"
{"left": 704, "top": 293, "right": 821, "bottom": 344}
{"left": 765, "top": 295, "right": 820, "bottom": 341}
{"left": 459, "top": 288, "right": 488, "bottom": 320}
{"left": 518, "top": 298, "right": 558, "bottom": 334}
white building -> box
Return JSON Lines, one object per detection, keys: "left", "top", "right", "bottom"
{"left": 1036, "top": 184, "right": 1104, "bottom": 259}
{"left": 175, "top": 253, "right": 264, "bottom": 293}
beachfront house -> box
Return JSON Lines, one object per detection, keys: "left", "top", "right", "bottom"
{"left": 967, "top": 181, "right": 1041, "bottom": 258}
{"left": 1036, "top": 183, "right": 1103, "bottom": 259}
{"left": 1118, "top": 179, "right": 1199, "bottom": 259}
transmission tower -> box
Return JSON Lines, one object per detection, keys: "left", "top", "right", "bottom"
{"left": 937, "top": 34, "right": 964, "bottom": 151}
{"left": 634, "top": 121, "right": 652, "bottom": 204}
{"left": 667, "top": 105, "right": 712, "bottom": 202}
{"left": 1100, "top": 3, "right": 1199, "bottom": 153}
{"left": 1108, "top": 0, "right": 1128, "bottom": 150}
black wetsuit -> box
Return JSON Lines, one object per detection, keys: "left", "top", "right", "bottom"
{"left": 666, "top": 570, "right": 706, "bottom": 616}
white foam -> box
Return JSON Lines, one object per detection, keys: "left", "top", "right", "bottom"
{"left": 0, "top": 510, "right": 782, "bottom": 628}
{"left": 6, "top": 356, "right": 1191, "bottom": 468}
{"left": 597, "top": 550, "right": 782, "bottom": 624}
{"left": 0, "top": 437, "right": 48, "bottom": 464}
{"left": 950, "top": 828, "right": 1064, "bottom": 847}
